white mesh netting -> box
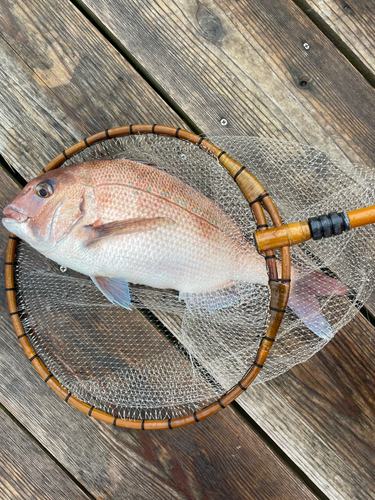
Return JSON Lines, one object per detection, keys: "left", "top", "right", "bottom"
{"left": 14, "top": 134, "right": 375, "bottom": 420}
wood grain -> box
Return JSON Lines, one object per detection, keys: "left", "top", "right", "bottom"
{"left": 1, "top": 0, "right": 374, "bottom": 498}
{"left": 0, "top": 0, "right": 182, "bottom": 181}
{"left": 157, "top": 307, "right": 375, "bottom": 500}
{"left": 240, "top": 312, "right": 375, "bottom": 500}
{"left": 68, "top": 1, "right": 375, "bottom": 497}
{"left": 0, "top": 59, "right": 318, "bottom": 500}
{"left": 78, "top": 0, "right": 375, "bottom": 167}
{"left": 0, "top": 407, "right": 91, "bottom": 500}
{"left": 305, "top": 0, "right": 375, "bottom": 75}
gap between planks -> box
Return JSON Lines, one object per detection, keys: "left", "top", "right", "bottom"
{"left": 0, "top": 402, "right": 96, "bottom": 500}
{"left": 291, "top": 0, "right": 375, "bottom": 88}
{"left": 70, "top": 0, "right": 203, "bottom": 137}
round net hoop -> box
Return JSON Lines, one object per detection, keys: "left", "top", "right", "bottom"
{"left": 5, "top": 124, "right": 290, "bottom": 430}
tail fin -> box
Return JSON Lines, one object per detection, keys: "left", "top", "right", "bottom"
{"left": 288, "top": 271, "right": 349, "bottom": 339}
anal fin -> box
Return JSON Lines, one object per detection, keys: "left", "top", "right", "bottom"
{"left": 91, "top": 276, "right": 132, "bottom": 310}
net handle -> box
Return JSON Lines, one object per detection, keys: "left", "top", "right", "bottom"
{"left": 5, "top": 125, "right": 291, "bottom": 429}
{"left": 254, "top": 205, "right": 375, "bottom": 253}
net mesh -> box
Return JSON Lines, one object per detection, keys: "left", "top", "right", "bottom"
{"left": 14, "top": 134, "right": 375, "bottom": 420}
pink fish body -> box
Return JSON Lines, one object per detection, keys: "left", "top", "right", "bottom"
{"left": 2, "top": 159, "right": 347, "bottom": 337}
{"left": 3, "top": 159, "right": 267, "bottom": 292}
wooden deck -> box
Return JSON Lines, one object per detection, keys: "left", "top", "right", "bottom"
{"left": 0, "top": 0, "right": 374, "bottom": 498}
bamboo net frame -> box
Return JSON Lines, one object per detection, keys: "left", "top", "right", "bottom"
{"left": 5, "top": 125, "right": 290, "bottom": 429}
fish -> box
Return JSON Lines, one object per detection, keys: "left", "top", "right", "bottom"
{"left": 2, "top": 158, "right": 348, "bottom": 338}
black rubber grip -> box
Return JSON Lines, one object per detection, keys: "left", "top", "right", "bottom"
{"left": 269, "top": 278, "right": 291, "bottom": 283}
{"left": 308, "top": 212, "right": 350, "bottom": 240}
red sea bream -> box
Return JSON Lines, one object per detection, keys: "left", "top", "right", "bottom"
{"left": 2, "top": 159, "right": 347, "bottom": 338}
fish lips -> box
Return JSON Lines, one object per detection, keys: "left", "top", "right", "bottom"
{"left": 2, "top": 204, "right": 29, "bottom": 236}
{"left": 3, "top": 204, "right": 29, "bottom": 223}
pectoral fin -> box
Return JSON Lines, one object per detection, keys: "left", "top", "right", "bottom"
{"left": 84, "top": 217, "right": 175, "bottom": 246}
{"left": 91, "top": 276, "right": 132, "bottom": 309}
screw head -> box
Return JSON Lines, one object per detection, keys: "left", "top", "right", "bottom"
{"left": 220, "top": 118, "right": 228, "bottom": 127}
{"left": 60, "top": 266, "right": 67, "bottom": 273}
{"left": 303, "top": 42, "right": 310, "bottom": 50}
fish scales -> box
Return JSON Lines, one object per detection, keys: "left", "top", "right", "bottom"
{"left": 2, "top": 157, "right": 349, "bottom": 337}
{"left": 66, "top": 159, "right": 267, "bottom": 292}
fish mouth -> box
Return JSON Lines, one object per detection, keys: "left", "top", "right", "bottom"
{"left": 2, "top": 204, "right": 28, "bottom": 223}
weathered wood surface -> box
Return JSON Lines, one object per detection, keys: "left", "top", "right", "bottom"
{"left": 0, "top": 406, "right": 91, "bottom": 500}
{"left": 0, "top": 1, "right": 320, "bottom": 498}
{"left": 64, "top": 0, "right": 375, "bottom": 498}
{"left": 0, "top": 0, "right": 182, "bottom": 181}
{"left": 1, "top": 0, "right": 375, "bottom": 498}
{"left": 79, "top": 0, "right": 375, "bottom": 168}
{"left": 157, "top": 309, "right": 375, "bottom": 500}
{"left": 304, "top": 0, "right": 375, "bottom": 75}
{"left": 240, "top": 313, "right": 375, "bottom": 500}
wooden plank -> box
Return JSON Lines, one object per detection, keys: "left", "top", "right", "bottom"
{"left": 78, "top": 0, "right": 375, "bottom": 168}
{"left": 63, "top": 1, "right": 375, "bottom": 498}
{"left": 0, "top": 407, "right": 91, "bottom": 500}
{"left": 0, "top": 0, "right": 182, "bottom": 181}
{"left": 303, "top": 0, "right": 375, "bottom": 75}
{"left": 239, "top": 313, "right": 375, "bottom": 500}
{"left": 156, "top": 308, "right": 375, "bottom": 500}
{"left": 0, "top": 1, "right": 319, "bottom": 498}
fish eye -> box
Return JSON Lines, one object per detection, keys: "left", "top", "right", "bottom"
{"left": 35, "top": 182, "right": 54, "bottom": 198}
